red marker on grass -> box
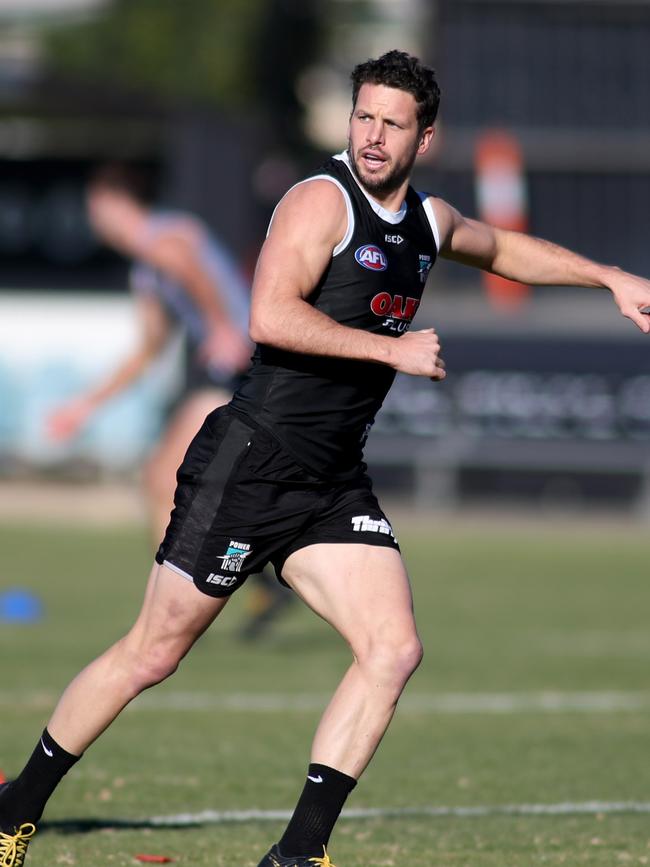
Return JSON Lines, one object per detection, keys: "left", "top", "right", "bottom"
{"left": 134, "top": 856, "right": 174, "bottom": 863}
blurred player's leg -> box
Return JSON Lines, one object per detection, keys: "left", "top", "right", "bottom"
{"left": 143, "top": 387, "right": 230, "bottom": 544}
{"left": 143, "top": 387, "right": 293, "bottom": 639}
{"left": 239, "top": 567, "right": 293, "bottom": 641}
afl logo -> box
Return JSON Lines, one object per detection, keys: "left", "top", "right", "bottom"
{"left": 355, "top": 244, "right": 387, "bottom": 272}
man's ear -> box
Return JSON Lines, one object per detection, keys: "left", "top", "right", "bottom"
{"left": 418, "top": 125, "right": 435, "bottom": 155}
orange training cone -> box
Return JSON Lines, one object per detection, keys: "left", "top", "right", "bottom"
{"left": 475, "top": 129, "right": 530, "bottom": 309}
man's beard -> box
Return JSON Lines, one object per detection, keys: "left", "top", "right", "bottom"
{"left": 348, "top": 141, "right": 418, "bottom": 198}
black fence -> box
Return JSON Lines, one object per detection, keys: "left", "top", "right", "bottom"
{"left": 367, "top": 333, "right": 650, "bottom": 510}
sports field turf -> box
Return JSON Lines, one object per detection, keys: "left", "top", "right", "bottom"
{"left": 1, "top": 511, "right": 649, "bottom": 866}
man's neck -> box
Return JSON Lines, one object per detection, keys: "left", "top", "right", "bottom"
{"left": 337, "top": 150, "right": 409, "bottom": 224}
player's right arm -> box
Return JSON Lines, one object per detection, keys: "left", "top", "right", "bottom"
{"left": 135, "top": 225, "right": 251, "bottom": 373}
{"left": 47, "top": 295, "right": 171, "bottom": 441}
{"left": 249, "top": 180, "right": 445, "bottom": 380}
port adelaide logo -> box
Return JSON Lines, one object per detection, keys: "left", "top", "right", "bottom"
{"left": 418, "top": 253, "right": 433, "bottom": 284}
{"left": 217, "top": 540, "right": 251, "bottom": 572}
{"left": 355, "top": 244, "right": 387, "bottom": 271}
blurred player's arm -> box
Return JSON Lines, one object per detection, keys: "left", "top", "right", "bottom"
{"left": 250, "top": 180, "right": 445, "bottom": 380}
{"left": 136, "top": 228, "right": 251, "bottom": 372}
{"left": 47, "top": 295, "right": 171, "bottom": 441}
{"left": 431, "top": 196, "right": 650, "bottom": 333}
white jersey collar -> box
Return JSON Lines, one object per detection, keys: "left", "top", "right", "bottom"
{"left": 334, "top": 150, "right": 408, "bottom": 225}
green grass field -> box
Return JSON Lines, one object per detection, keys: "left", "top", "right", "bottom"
{"left": 1, "top": 512, "right": 650, "bottom": 866}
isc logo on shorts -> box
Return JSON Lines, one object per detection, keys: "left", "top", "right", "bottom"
{"left": 355, "top": 244, "right": 387, "bottom": 271}
{"left": 206, "top": 573, "right": 238, "bottom": 587}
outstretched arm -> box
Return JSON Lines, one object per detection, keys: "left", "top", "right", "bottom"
{"left": 432, "top": 197, "right": 650, "bottom": 333}
{"left": 249, "top": 180, "right": 446, "bottom": 379}
{"left": 47, "top": 295, "right": 171, "bottom": 441}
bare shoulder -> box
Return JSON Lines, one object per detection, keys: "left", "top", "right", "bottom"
{"left": 255, "top": 178, "right": 348, "bottom": 297}
{"left": 280, "top": 177, "right": 348, "bottom": 211}
{"left": 424, "top": 195, "right": 497, "bottom": 264}
{"left": 424, "top": 196, "right": 461, "bottom": 250}
{"left": 269, "top": 178, "right": 348, "bottom": 245}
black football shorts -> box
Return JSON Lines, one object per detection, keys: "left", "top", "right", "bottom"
{"left": 155, "top": 406, "right": 400, "bottom": 597}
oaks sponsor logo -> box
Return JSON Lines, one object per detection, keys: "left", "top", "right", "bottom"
{"left": 355, "top": 244, "right": 387, "bottom": 271}
{"left": 370, "top": 292, "right": 420, "bottom": 321}
{"left": 370, "top": 291, "right": 421, "bottom": 333}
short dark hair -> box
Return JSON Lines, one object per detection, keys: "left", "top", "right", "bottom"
{"left": 351, "top": 50, "right": 441, "bottom": 132}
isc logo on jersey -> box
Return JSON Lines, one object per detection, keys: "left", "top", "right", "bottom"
{"left": 355, "top": 244, "right": 387, "bottom": 271}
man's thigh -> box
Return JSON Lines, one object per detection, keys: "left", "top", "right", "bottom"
{"left": 130, "top": 561, "right": 229, "bottom": 652}
{"left": 281, "top": 543, "right": 416, "bottom": 651}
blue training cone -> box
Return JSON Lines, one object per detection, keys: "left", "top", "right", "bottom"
{"left": 0, "top": 589, "right": 44, "bottom": 623}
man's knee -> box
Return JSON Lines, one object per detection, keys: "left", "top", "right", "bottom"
{"left": 388, "top": 633, "right": 424, "bottom": 681}
{"left": 115, "top": 636, "right": 182, "bottom": 695}
{"left": 357, "top": 629, "right": 423, "bottom": 686}
{"left": 137, "top": 645, "right": 181, "bottom": 689}
{"left": 400, "top": 634, "right": 424, "bottom": 675}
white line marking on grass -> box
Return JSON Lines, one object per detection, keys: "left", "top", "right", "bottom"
{"left": 147, "top": 801, "right": 650, "bottom": 826}
{"left": 5, "top": 690, "right": 650, "bottom": 714}
{"left": 131, "top": 690, "right": 650, "bottom": 714}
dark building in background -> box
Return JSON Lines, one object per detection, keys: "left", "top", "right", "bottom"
{"left": 0, "top": 0, "right": 322, "bottom": 293}
{"left": 0, "top": 70, "right": 160, "bottom": 290}
{"left": 373, "top": 0, "right": 650, "bottom": 509}
{"left": 0, "top": 74, "right": 271, "bottom": 291}
{"left": 425, "top": 0, "right": 650, "bottom": 280}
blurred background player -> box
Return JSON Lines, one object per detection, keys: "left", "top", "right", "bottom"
{"left": 48, "top": 166, "right": 292, "bottom": 639}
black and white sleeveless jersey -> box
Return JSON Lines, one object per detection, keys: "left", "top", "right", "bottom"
{"left": 230, "top": 150, "right": 440, "bottom": 479}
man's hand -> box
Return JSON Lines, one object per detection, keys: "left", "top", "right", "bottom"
{"left": 47, "top": 398, "right": 94, "bottom": 441}
{"left": 387, "top": 328, "right": 446, "bottom": 380}
{"left": 606, "top": 268, "right": 650, "bottom": 334}
{"left": 198, "top": 322, "right": 252, "bottom": 375}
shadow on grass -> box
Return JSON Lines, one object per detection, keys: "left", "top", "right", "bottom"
{"left": 40, "top": 818, "right": 203, "bottom": 834}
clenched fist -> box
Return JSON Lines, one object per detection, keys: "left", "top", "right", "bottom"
{"left": 387, "top": 328, "right": 446, "bottom": 381}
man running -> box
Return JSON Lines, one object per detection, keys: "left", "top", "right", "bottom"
{"left": 2, "top": 50, "right": 650, "bottom": 867}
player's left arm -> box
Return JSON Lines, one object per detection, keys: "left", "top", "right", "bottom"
{"left": 430, "top": 197, "right": 650, "bottom": 333}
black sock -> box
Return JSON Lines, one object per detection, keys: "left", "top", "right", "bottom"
{"left": 0, "top": 728, "right": 81, "bottom": 830}
{"left": 278, "top": 763, "right": 357, "bottom": 857}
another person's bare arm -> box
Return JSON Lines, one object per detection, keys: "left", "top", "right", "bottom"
{"left": 47, "top": 295, "right": 171, "bottom": 441}
{"left": 136, "top": 225, "right": 251, "bottom": 373}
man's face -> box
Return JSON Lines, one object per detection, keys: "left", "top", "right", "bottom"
{"left": 348, "top": 83, "right": 434, "bottom": 200}
{"left": 85, "top": 185, "right": 144, "bottom": 255}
